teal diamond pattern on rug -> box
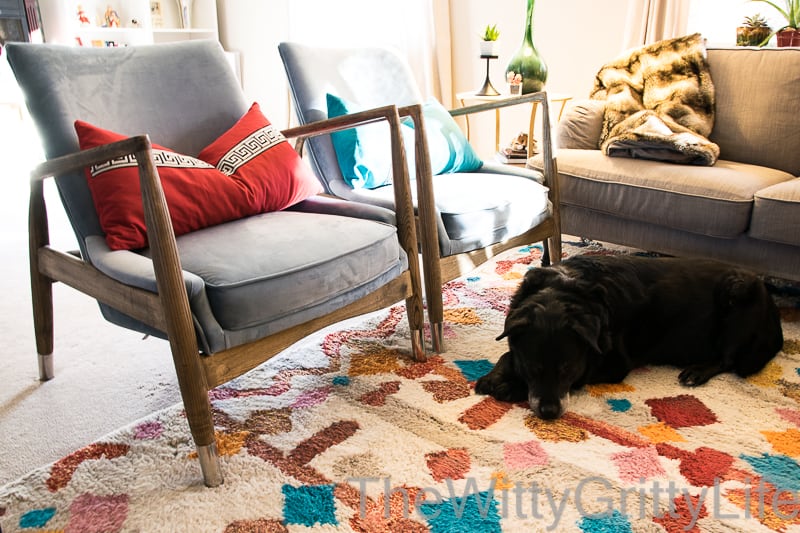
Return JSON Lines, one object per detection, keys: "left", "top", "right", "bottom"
{"left": 419, "top": 490, "right": 501, "bottom": 532}
{"left": 282, "top": 484, "right": 337, "bottom": 526}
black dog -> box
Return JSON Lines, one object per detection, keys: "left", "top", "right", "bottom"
{"left": 474, "top": 254, "right": 783, "bottom": 420}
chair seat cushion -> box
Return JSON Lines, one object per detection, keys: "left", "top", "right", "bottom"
{"left": 432, "top": 173, "right": 550, "bottom": 241}
{"left": 350, "top": 172, "right": 550, "bottom": 246}
{"left": 174, "top": 211, "right": 405, "bottom": 331}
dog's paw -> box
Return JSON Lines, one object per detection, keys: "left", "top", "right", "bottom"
{"left": 678, "top": 365, "right": 718, "bottom": 387}
{"left": 475, "top": 375, "right": 527, "bottom": 403}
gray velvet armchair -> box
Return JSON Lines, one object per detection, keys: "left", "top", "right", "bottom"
{"left": 278, "top": 43, "right": 561, "bottom": 353}
{"left": 6, "top": 40, "right": 425, "bottom": 487}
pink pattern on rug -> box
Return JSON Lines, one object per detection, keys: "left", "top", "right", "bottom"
{"left": 133, "top": 421, "right": 163, "bottom": 440}
{"left": 611, "top": 446, "right": 666, "bottom": 482}
{"left": 67, "top": 493, "right": 128, "bottom": 533}
{"left": 503, "top": 440, "right": 548, "bottom": 470}
{"left": 291, "top": 386, "right": 331, "bottom": 408}
{"left": 776, "top": 407, "right": 800, "bottom": 427}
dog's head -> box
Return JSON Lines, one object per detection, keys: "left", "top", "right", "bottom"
{"left": 497, "top": 295, "right": 606, "bottom": 420}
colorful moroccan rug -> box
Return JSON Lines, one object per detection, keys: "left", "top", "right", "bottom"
{"left": 1, "top": 239, "right": 799, "bottom": 533}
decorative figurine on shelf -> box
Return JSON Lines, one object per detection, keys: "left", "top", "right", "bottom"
{"left": 77, "top": 5, "right": 91, "bottom": 26}
{"left": 150, "top": 1, "right": 163, "bottom": 28}
{"left": 104, "top": 5, "right": 121, "bottom": 28}
{"left": 507, "top": 72, "right": 522, "bottom": 95}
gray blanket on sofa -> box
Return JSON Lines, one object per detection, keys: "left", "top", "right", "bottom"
{"left": 590, "top": 33, "right": 720, "bottom": 166}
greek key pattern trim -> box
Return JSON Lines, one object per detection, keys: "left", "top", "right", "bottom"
{"left": 216, "top": 124, "right": 286, "bottom": 176}
{"left": 89, "top": 149, "right": 214, "bottom": 177}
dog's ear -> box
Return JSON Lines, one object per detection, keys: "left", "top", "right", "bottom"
{"left": 496, "top": 302, "right": 541, "bottom": 341}
{"left": 496, "top": 313, "right": 526, "bottom": 341}
{"left": 569, "top": 314, "right": 605, "bottom": 354}
{"left": 510, "top": 268, "right": 563, "bottom": 311}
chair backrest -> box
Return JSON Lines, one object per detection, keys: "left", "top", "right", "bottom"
{"left": 6, "top": 40, "right": 248, "bottom": 255}
{"left": 278, "top": 42, "right": 423, "bottom": 195}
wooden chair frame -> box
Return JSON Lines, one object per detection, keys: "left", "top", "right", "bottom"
{"left": 399, "top": 91, "right": 562, "bottom": 352}
{"left": 28, "top": 105, "right": 425, "bottom": 487}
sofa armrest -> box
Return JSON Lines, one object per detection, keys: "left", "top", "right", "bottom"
{"left": 557, "top": 99, "right": 605, "bottom": 150}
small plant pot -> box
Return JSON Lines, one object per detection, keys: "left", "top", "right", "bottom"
{"left": 777, "top": 28, "right": 800, "bottom": 46}
{"left": 737, "top": 26, "right": 771, "bottom": 46}
{"left": 480, "top": 41, "right": 496, "bottom": 56}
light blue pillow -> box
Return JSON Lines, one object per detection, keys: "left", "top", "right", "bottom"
{"left": 327, "top": 94, "right": 483, "bottom": 190}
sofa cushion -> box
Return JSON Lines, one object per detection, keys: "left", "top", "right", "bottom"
{"left": 557, "top": 99, "right": 605, "bottom": 150}
{"left": 749, "top": 179, "right": 800, "bottom": 246}
{"left": 707, "top": 48, "right": 800, "bottom": 176}
{"left": 534, "top": 149, "right": 795, "bottom": 238}
{"left": 173, "top": 211, "right": 404, "bottom": 331}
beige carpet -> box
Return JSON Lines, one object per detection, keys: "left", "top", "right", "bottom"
{"left": 0, "top": 105, "right": 182, "bottom": 488}
{"left": 1, "top": 239, "right": 798, "bottom": 532}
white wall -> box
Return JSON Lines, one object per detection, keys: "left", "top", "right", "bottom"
{"left": 216, "top": 0, "right": 630, "bottom": 156}
{"left": 687, "top": 0, "right": 787, "bottom": 46}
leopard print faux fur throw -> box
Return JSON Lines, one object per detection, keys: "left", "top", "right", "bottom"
{"left": 590, "top": 33, "right": 719, "bottom": 165}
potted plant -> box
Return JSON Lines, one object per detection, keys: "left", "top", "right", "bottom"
{"left": 737, "top": 14, "right": 772, "bottom": 45}
{"left": 751, "top": 0, "right": 800, "bottom": 46}
{"left": 480, "top": 24, "right": 500, "bottom": 56}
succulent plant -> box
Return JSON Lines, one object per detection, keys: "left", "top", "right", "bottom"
{"left": 743, "top": 13, "right": 770, "bottom": 27}
{"left": 481, "top": 24, "right": 500, "bottom": 41}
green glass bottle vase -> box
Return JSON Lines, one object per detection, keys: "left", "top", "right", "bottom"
{"left": 505, "top": 0, "right": 547, "bottom": 94}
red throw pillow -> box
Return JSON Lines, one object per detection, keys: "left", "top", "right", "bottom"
{"left": 76, "top": 121, "right": 258, "bottom": 250}
{"left": 197, "top": 102, "right": 322, "bottom": 213}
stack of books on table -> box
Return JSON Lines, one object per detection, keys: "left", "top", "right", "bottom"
{"left": 494, "top": 146, "right": 528, "bottom": 164}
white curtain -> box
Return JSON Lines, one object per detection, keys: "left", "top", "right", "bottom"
{"left": 623, "top": 0, "right": 691, "bottom": 49}
{"left": 286, "top": 0, "right": 452, "bottom": 104}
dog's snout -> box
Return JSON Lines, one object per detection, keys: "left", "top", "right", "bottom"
{"left": 536, "top": 401, "right": 563, "bottom": 420}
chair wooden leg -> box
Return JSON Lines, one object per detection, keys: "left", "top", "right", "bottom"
{"left": 548, "top": 232, "right": 562, "bottom": 265}
{"left": 31, "top": 268, "right": 54, "bottom": 381}
{"left": 423, "top": 264, "right": 444, "bottom": 353}
{"left": 540, "top": 239, "right": 551, "bottom": 267}
{"left": 30, "top": 180, "right": 54, "bottom": 381}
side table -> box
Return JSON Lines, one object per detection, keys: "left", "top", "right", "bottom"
{"left": 455, "top": 91, "right": 572, "bottom": 157}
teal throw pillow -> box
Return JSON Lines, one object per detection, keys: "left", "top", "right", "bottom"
{"left": 327, "top": 93, "right": 396, "bottom": 189}
{"left": 416, "top": 98, "right": 483, "bottom": 175}
{"left": 326, "top": 94, "right": 483, "bottom": 190}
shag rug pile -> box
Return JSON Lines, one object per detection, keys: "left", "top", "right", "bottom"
{"left": 2, "top": 240, "right": 799, "bottom": 533}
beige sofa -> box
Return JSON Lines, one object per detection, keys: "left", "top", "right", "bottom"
{"left": 531, "top": 47, "right": 800, "bottom": 281}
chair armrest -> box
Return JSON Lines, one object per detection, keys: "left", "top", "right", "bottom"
{"left": 30, "top": 135, "right": 201, "bottom": 357}
{"left": 287, "top": 195, "right": 397, "bottom": 225}
{"left": 282, "top": 105, "right": 422, "bottom": 326}
{"left": 447, "top": 91, "right": 550, "bottom": 117}
{"left": 557, "top": 98, "right": 605, "bottom": 150}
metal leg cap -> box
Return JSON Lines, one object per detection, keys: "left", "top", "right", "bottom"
{"left": 197, "top": 442, "right": 224, "bottom": 487}
{"left": 38, "top": 353, "right": 54, "bottom": 381}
